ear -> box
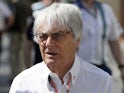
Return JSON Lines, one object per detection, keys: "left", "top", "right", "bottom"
{"left": 75, "top": 38, "right": 80, "bottom": 49}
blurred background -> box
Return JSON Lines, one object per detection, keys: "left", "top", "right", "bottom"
{"left": 0, "top": 0, "right": 124, "bottom": 93}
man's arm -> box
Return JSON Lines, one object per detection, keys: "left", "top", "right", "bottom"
{"left": 109, "top": 39, "right": 124, "bottom": 81}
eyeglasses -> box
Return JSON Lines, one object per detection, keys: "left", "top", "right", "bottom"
{"left": 34, "top": 31, "right": 71, "bottom": 42}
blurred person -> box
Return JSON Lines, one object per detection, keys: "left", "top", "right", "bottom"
{"left": 0, "top": 0, "right": 14, "bottom": 53}
{"left": 25, "top": 0, "right": 60, "bottom": 68}
{"left": 8, "top": 0, "right": 32, "bottom": 81}
{"left": 9, "top": 3, "right": 113, "bottom": 93}
{"left": 75, "top": 0, "right": 124, "bottom": 85}
{"left": 25, "top": 0, "right": 44, "bottom": 68}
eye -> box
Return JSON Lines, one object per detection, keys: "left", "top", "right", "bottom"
{"left": 38, "top": 34, "right": 48, "bottom": 41}
{"left": 54, "top": 33, "right": 62, "bottom": 36}
{"left": 52, "top": 32, "right": 63, "bottom": 39}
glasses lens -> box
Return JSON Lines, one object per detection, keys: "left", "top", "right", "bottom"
{"left": 37, "top": 34, "right": 48, "bottom": 42}
{"left": 36, "top": 31, "right": 71, "bottom": 42}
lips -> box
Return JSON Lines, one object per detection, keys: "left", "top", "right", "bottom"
{"left": 45, "top": 51, "right": 58, "bottom": 56}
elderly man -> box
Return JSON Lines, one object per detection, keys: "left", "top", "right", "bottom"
{"left": 9, "top": 3, "right": 113, "bottom": 93}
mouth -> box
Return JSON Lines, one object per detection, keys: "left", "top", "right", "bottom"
{"left": 45, "top": 51, "right": 58, "bottom": 56}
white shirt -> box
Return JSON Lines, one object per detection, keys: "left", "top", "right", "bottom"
{"left": 77, "top": 3, "right": 123, "bottom": 65}
{"left": 9, "top": 55, "right": 113, "bottom": 93}
{"left": 0, "top": 1, "right": 12, "bottom": 30}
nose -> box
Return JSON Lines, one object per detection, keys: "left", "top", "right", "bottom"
{"left": 45, "top": 36, "right": 55, "bottom": 48}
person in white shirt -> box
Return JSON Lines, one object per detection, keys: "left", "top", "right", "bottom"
{"left": 9, "top": 3, "right": 113, "bottom": 93}
{"left": 75, "top": 0, "right": 124, "bottom": 77}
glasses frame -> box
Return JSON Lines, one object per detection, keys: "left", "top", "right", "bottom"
{"left": 34, "top": 31, "right": 71, "bottom": 42}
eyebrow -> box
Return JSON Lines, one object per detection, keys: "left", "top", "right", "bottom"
{"left": 37, "top": 30, "right": 65, "bottom": 35}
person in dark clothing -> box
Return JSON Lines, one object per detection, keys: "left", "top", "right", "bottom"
{"left": 8, "top": 0, "right": 32, "bottom": 79}
{"left": 26, "top": 19, "right": 43, "bottom": 65}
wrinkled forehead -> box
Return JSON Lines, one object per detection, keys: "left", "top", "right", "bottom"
{"left": 34, "top": 16, "right": 70, "bottom": 33}
{"left": 35, "top": 21, "right": 69, "bottom": 33}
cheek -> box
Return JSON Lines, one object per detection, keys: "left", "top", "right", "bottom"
{"left": 39, "top": 44, "right": 44, "bottom": 56}
{"left": 62, "top": 42, "right": 76, "bottom": 56}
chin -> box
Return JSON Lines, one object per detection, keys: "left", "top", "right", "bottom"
{"left": 44, "top": 59, "right": 56, "bottom": 65}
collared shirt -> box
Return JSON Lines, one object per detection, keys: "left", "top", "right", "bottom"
{"left": 77, "top": 3, "right": 123, "bottom": 65}
{"left": 9, "top": 55, "right": 113, "bottom": 93}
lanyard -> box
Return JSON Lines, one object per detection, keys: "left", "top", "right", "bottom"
{"left": 66, "top": 76, "right": 72, "bottom": 93}
{"left": 49, "top": 75, "right": 72, "bottom": 93}
{"left": 75, "top": 1, "right": 98, "bottom": 18}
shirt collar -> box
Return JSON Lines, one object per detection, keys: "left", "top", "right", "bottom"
{"left": 68, "top": 54, "right": 80, "bottom": 85}
{"left": 42, "top": 62, "right": 51, "bottom": 79}
{"left": 42, "top": 54, "right": 81, "bottom": 85}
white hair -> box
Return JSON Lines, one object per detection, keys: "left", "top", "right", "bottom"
{"left": 33, "top": 2, "right": 82, "bottom": 43}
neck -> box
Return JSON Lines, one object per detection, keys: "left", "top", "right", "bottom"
{"left": 82, "top": 0, "right": 94, "bottom": 8}
{"left": 48, "top": 61, "right": 74, "bottom": 83}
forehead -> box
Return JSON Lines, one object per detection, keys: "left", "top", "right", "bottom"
{"left": 36, "top": 21, "right": 69, "bottom": 33}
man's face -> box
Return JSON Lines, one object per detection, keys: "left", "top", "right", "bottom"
{"left": 37, "top": 24, "right": 79, "bottom": 71}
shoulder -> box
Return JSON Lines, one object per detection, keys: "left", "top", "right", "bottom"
{"left": 100, "top": 2, "right": 114, "bottom": 14}
{"left": 77, "top": 57, "right": 113, "bottom": 91}
{"left": 12, "top": 62, "right": 44, "bottom": 83}
{"left": 95, "top": 1, "right": 114, "bottom": 14}
{"left": 79, "top": 57, "right": 112, "bottom": 80}
{"left": 96, "top": 2, "right": 116, "bottom": 23}
{"left": 79, "top": 58, "right": 113, "bottom": 89}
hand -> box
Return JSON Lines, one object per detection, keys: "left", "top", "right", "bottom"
{"left": 120, "top": 68, "right": 124, "bottom": 83}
